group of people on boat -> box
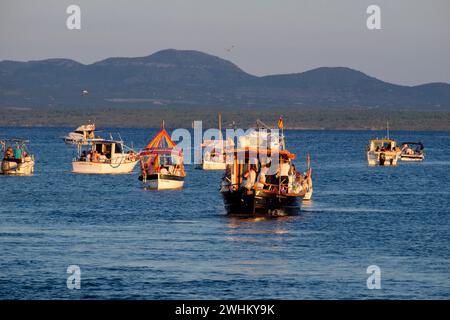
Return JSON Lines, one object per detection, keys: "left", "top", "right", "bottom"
{"left": 222, "top": 155, "right": 312, "bottom": 195}
{"left": 204, "top": 148, "right": 225, "bottom": 163}
{"left": 401, "top": 143, "right": 422, "bottom": 155}
{"left": 79, "top": 150, "right": 137, "bottom": 163}
{"left": 2, "top": 144, "right": 28, "bottom": 163}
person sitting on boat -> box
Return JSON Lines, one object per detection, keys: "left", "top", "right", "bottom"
{"left": 80, "top": 151, "right": 87, "bottom": 161}
{"left": 99, "top": 152, "right": 107, "bottom": 162}
{"left": 91, "top": 151, "right": 100, "bottom": 163}
{"left": 241, "top": 164, "right": 257, "bottom": 190}
{"left": 160, "top": 166, "right": 169, "bottom": 175}
{"left": 4, "top": 146, "right": 14, "bottom": 160}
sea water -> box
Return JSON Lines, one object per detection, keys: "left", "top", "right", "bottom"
{"left": 0, "top": 128, "right": 449, "bottom": 299}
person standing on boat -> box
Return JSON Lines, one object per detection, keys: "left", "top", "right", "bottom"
{"left": 277, "top": 157, "right": 291, "bottom": 188}
{"left": 14, "top": 144, "right": 22, "bottom": 162}
{"left": 256, "top": 162, "right": 271, "bottom": 189}
{"left": 242, "top": 164, "right": 257, "bottom": 190}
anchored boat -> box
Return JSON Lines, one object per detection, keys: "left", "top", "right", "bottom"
{"left": 220, "top": 118, "right": 312, "bottom": 217}
{"left": 366, "top": 138, "right": 401, "bottom": 166}
{"left": 198, "top": 138, "right": 234, "bottom": 170}
{"left": 0, "top": 139, "right": 35, "bottom": 175}
{"left": 72, "top": 138, "right": 138, "bottom": 174}
{"left": 367, "top": 122, "right": 401, "bottom": 166}
{"left": 63, "top": 123, "right": 97, "bottom": 145}
{"left": 400, "top": 142, "right": 424, "bottom": 161}
{"left": 139, "top": 126, "right": 186, "bottom": 190}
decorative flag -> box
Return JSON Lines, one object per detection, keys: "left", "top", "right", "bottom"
{"left": 278, "top": 116, "right": 284, "bottom": 129}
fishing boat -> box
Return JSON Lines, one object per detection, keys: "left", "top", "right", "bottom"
{"left": 400, "top": 142, "right": 424, "bottom": 161}
{"left": 72, "top": 138, "right": 138, "bottom": 174}
{"left": 366, "top": 122, "right": 401, "bottom": 166}
{"left": 0, "top": 139, "right": 35, "bottom": 175}
{"left": 220, "top": 118, "right": 312, "bottom": 216}
{"left": 138, "top": 125, "right": 186, "bottom": 190}
{"left": 63, "top": 123, "right": 97, "bottom": 145}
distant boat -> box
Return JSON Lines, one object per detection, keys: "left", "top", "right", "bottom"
{"left": 72, "top": 138, "right": 138, "bottom": 174}
{"left": 198, "top": 138, "right": 234, "bottom": 171}
{"left": 63, "top": 123, "right": 97, "bottom": 145}
{"left": 367, "top": 121, "right": 401, "bottom": 166}
{"left": 197, "top": 113, "right": 234, "bottom": 170}
{"left": 138, "top": 125, "right": 186, "bottom": 190}
{"left": 400, "top": 142, "right": 424, "bottom": 161}
{"left": 0, "top": 139, "right": 35, "bottom": 175}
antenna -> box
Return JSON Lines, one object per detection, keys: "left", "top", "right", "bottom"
{"left": 218, "top": 113, "right": 222, "bottom": 139}
{"left": 387, "top": 120, "right": 390, "bottom": 139}
{"left": 161, "top": 120, "right": 165, "bottom": 129}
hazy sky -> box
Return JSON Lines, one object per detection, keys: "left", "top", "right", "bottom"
{"left": 1, "top": 0, "right": 449, "bottom": 85}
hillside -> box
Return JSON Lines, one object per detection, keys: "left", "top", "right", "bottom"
{"left": 1, "top": 49, "right": 450, "bottom": 109}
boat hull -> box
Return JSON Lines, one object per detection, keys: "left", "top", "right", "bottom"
{"left": 201, "top": 161, "right": 227, "bottom": 170}
{"left": 367, "top": 151, "right": 400, "bottom": 166}
{"left": 142, "top": 173, "right": 185, "bottom": 190}
{"left": 400, "top": 154, "right": 424, "bottom": 161}
{"left": 222, "top": 189, "right": 301, "bottom": 217}
{"left": 72, "top": 160, "right": 138, "bottom": 174}
{"left": 0, "top": 159, "right": 34, "bottom": 175}
{"left": 303, "top": 188, "right": 313, "bottom": 201}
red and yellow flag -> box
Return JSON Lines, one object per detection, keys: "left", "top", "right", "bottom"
{"left": 278, "top": 116, "right": 284, "bottom": 129}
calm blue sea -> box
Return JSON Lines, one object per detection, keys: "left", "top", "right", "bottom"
{"left": 0, "top": 127, "right": 449, "bottom": 299}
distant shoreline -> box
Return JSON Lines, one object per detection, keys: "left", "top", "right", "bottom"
{"left": 1, "top": 106, "right": 450, "bottom": 131}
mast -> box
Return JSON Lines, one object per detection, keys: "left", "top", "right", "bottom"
{"left": 387, "top": 120, "right": 390, "bottom": 139}
{"left": 218, "top": 113, "right": 222, "bottom": 140}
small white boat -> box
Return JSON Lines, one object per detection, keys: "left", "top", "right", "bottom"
{"left": 198, "top": 138, "right": 234, "bottom": 171}
{"left": 400, "top": 142, "right": 424, "bottom": 161}
{"left": 72, "top": 139, "right": 138, "bottom": 174}
{"left": 63, "top": 123, "right": 97, "bottom": 145}
{"left": 367, "top": 138, "right": 401, "bottom": 166}
{"left": 139, "top": 126, "right": 186, "bottom": 190}
{"left": 0, "top": 139, "right": 35, "bottom": 175}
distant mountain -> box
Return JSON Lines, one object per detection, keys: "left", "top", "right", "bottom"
{"left": 1, "top": 49, "right": 450, "bottom": 109}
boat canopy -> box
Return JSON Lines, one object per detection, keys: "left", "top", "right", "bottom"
{"left": 229, "top": 147, "right": 296, "bottom": 160}
{"left": 139, "top": 128, "right": 185, "bottom": 176}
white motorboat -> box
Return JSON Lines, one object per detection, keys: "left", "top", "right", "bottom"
{"left": 0, "top": 139, "right": 35, "bottom": 175}
{"left": 63, "top": 123, "right": 97, "bottom": 145}
{"left": 198, "top": 138, "right": 234, "bottom": 171}
{"left": 72, "top": 138, "right": 138, "bottom": 174}
{"left": 367, "top": 138, "right": 401, "bottom": 166}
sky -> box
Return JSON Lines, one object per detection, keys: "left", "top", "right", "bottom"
{"left": 1, "top": 0, "right": 449, "bottom": 86}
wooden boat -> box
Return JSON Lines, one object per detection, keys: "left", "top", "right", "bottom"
{"left": 139, "top": 126, "right": 186, "bottom": 190}
{"left": 63, "top": 123, "right": 97, "bottom": 145}
{"left": 72, "top": 138, "right": 138, "bottom": 174}
{"left": 220, "top": 119, "right": 312, "bottom": 216}
{"left": 0, "top": 139, "right": 35, "bottom": 175}
{"left": 400, "top": 142, "right": 424, "bottom": 161}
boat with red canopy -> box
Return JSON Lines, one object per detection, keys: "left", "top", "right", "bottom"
{"left": 138, "top": 125, "right": 186, "bottom": 190}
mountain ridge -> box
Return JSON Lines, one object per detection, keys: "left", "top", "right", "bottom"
{"left": 1, "top": 49, "right": 449, "bottom": 109}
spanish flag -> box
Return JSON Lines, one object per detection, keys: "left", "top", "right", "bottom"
{"left": 278, "top": 116, "right": 284, "bottom": 129}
